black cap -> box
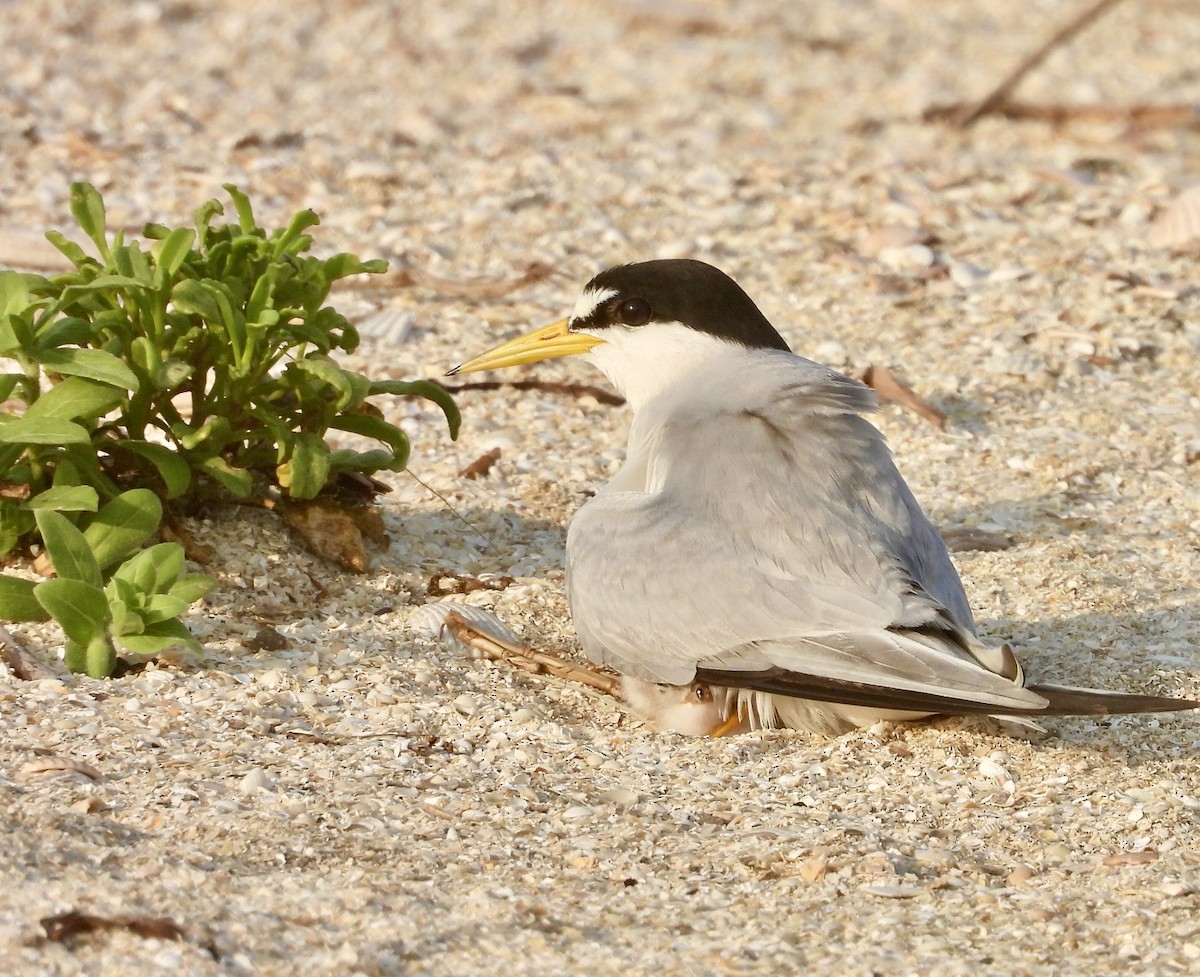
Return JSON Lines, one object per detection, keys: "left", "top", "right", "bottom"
{"left": 572, "top": 259, "right": 791, "bottom": 353}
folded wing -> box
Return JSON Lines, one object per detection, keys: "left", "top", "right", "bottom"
{"left": 568, "top": 352, "right": 1026, "bottom": 707}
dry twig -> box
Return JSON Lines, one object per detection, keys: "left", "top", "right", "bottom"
{"left": 444, "top": 377, "right": 625, "bottom": 407}
{"left": 349, "top": 261, "right": 555, "bottom": 298}
{"left": 927, "top": 99, "right": 1200, "bottom": 131}
{"left": 427, "top": 571, "right": 514, "bottom": 596}
{"left": 950, "top": 0, "right": 1127, "bottom": 128}
{"left": 403, "top": 261, "right": 554, "bottom": 298}
{"left": 443, "top": 610, "right": 622, "bottom": 696}
{"left": 940, "top": 527, "right": 1014, "bottom": 553}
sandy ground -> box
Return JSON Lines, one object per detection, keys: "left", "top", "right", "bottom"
{"left": 3, "top": 1, "right": 1200, "bottom": 975}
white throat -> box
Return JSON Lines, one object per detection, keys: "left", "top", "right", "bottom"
{"left": 580, "top": 321, "right": 741, "bottom": 413}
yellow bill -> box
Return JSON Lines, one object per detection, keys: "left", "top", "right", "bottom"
{"left": 447, "top": 318, "right": 603, "bottom": 375}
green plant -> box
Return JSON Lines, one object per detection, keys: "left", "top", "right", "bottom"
{"left": 0, "top": 183, "right": 461, "bottom": 674}
{"left": 0, "top": 182, "right": 458, "bottom": 547}
{"left": 3, "top": 489, "right": 216, "bottom": 677}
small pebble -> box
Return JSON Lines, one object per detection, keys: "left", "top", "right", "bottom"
{"left": 596, "top": 787, "right": 638, "bottom": 806}
{"left": 949, "top": 261, "right": 988, "bottom": 287}
{"left": 813, "top": 339, "right": 848, "bottom": 366}
{"left": 239, "top": 768, "right": 275, "bottom": 794}
{"left": 453, "top": 693, "right": 479, "bottom": 716}
{"left": 861, "top": 884, "right": 921, "bottom": 899}
{"left": 1007, "top": 865, "right": 1035, "bottom": 885}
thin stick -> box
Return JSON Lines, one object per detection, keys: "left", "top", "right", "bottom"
{"left": 929, "top": 100, "right": 1200, "bottom": 131}
{"left": 443, "top": 611, "right": 623, "bottom": 696}
{"left": 956, "top": 0, "right": 1127, "bottom": 128}
{"left": 444, "top": 377, "right": 626, "bottom": 407}
{"left": 403, "top": 469, "right": 476, "bottom": 531}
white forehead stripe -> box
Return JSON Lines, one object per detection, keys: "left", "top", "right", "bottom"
{"left": 570, "top": 286, "right": 618, "bottom": 324}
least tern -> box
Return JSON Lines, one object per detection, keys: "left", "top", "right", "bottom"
{"left": 449, "top": 259, "right": 1199, "bottom": 735}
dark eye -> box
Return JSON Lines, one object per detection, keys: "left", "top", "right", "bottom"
{"left": 693, "top": 685, "right": 712, "bottom": 703}
{"left": 619, "top": 297, "right": 652, "bottom": 326}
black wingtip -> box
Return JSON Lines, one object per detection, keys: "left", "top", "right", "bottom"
{"left": 1026, "top": 684, "right": 1200, "bottom": 717}
{"left": 692, "top": 667, "right": 1200, "bottom": 721}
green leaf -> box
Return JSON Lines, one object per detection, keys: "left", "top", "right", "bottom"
{"left": 247, "top": 406, "right": 292, "bottom": 451}
{"left": 293, "top": 357, "right": 354, "bottom": 409}
{"left": 23, "top": 485, "right": 99, "bottom": 513}
{"left": 281, "top": 319, "right": 334, "bottom": 349}
{"left": 23, "top": 375, "right": 124, "bottom": 421}
{"left": 34, "top": 316, "right": 95, "bottom": 351}
{"left": 114, "top": 241, "right": 154, "bottom": 284}
{"left": 0, "top": 270, "right": 36, "bottom": 320}
{"left": 329, "top": 447, "right": 393, "bottom": 473}
{"left": 57, "top": 274, "right": 147, "bottom": 309}
{"left": 83, "top": 489, "right": 162, "bottom": 570}
{"left": 273, "top": 208, "right": 320, "bottom": 258}
{"left": 36, "top": 348, "right": 140, "bottom": 390}
{"left": 176, "top": 415, "right": 232, "bottom": 453}
{"left": 222, "top": 184, "right": 257, "bottom": 234}
{"left": 35, "top": 509, "right": 102, "bottom": 587}
{"left": 0, "top": 444, "right": 29, "bottom": 478}
{"left": 60, "top": 444, "right": 120, "bottom": 499}
{"left": 0, "top": 374, "right": 21, "bottom": 403}
{"left": 153, "top": 359, "right": 193, "bottom": 391}
{"left": 171, "top": 279, "right": 246, "bottom": 360}
{"left": 115, "top": 617, "right": 202, "bottom": 657}
{"left": 0, "top": 315, "right": 25, "bottom": 357}
{"left": 106, "top": 572, "right": 135, "bottom": 604}
{"left": 199, "top": 455, "right": 254, "bottom": 497}
{"left": 170, "top": 278, "right": 223, "bottom": 323}
{"left": 155, "top": 227, "right": 195, "bottom": 278}
{"left": 329, "top": 413, "right": 411, "bottom": 471}
{"left": 193, "top": 197, "right": 223, "bottom": 239}
{"left": 369, "top": 379, "right": 461, "bottom": 440}
{"left": 322, "top": 253, "right": 388, "bottom": 280}
{"left": 115, "top": 440, "right": 192, "bottom": 498}
{"left": 43, "top": 230, "right": 92, "bottom": 268}
{"left": 105, "top": 581, "right": 141, "bottom": 637}
{"left": 52, "top": 456, "right": 82, "bottom": 487}
{"left": 0, "top": 415, "right": 91, "bottom": 445}
{"left": 107, "top": 558, "right": 152, "bottom": 602}
{"left": 0, "top": 574, "right": 51, "bottom": 622}
{"left": 343, "top": 370, "right": 372, "bottom": 408}
{"left": 112, "top": 542, "right": 184, "bottom": 594}
{"left": 0, "top": 500, "right": 35, "bottom": 556}
{"left": 170, "top": 572, "right": 216, "bottom": 605}
{"left": 277, "top": 432, "right": 331, "bottom": 500}
{"left": 69, "top": 182, "right": 110, "bottom": 261}
{"left": 244, "top": 270, "right": 277, "bottom": 326}
{"left": 33, "top": 577, "right": 109, "bottom": 645}
{"left": 131, "top": 593, "right": 191, "bottom": 626}
{"left": 0, "top": 374, "right": 20, "bottom": 403}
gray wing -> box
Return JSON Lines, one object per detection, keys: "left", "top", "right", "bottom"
{"left": 566, "top": 352, "right": 1039, "bottom": 713}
